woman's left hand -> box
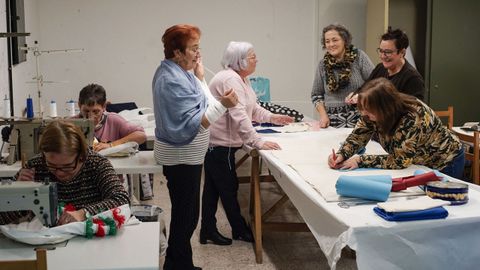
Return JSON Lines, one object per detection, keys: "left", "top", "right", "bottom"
{"left": 271, "top": 114, "right": 294, "bottom": 126}
{"left": 194, "top": 56, "right": 205, "bottom": 81}
{"left": 338, "top": 155, "right": 360, "bottom": 170}
{"left": 57, "top": 209, "right": 86, "bottom": 225}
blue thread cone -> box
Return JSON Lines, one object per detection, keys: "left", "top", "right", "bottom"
{"left": 26, "top": 96, "right": 34, "bottom": 119}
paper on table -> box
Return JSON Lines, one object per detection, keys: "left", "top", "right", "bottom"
{"left": 267, "top": 130, "right": 427, "bottom": 202}
{"left": 377, "top": 196, "right": 450, "bottom": 212}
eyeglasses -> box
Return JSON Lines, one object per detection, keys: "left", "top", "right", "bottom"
{"left": 376, "top": 48, "right": 398, "bottom": 57}
{"left": 44, "top": 154, "right": 79, "bottom": 173}
{"left": 188, "top": 46, "right": 201, "bottom": 54}
{"left": 247, "top": 55, "right": 257, "bottom": 61}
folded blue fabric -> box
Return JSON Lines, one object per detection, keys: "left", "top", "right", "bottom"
{"left": 336, "top": 175, "right": 392, "bottom": 201}
{"left": 373, "top": 206, "right": 448, "bottom": 222}
{"left": 257, "top": 128, "right": 281, "bottom": 133}
{"left": 261, "top": 122, "right": 283, "bottom": 127}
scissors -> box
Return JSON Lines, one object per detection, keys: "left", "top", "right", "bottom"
{"left": 337, "top": 199, "right": 377, "bottom": 209}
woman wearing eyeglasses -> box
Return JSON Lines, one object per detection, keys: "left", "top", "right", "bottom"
{"left": 346, "top": 28, "right": 425, "bottom": 105}
{"left": 0, "top": 120, "right": 130, "bottom": 226}
{"left": 311, "top": 24, "right": 374, "bottom": 128}
{"left": 152, "top": 24, "right": 237, "bottom": 270}
{"left": 77, "top": 83, "right": 146, "bottom": 152}
{"left": 199, "top": 41, "right": 293, "bottom": 247}
{"left": 75, "top": 83, "right": 153, "bottom": 199}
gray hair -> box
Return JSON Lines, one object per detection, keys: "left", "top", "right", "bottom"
{"left": 221, "top": 41, "right": 254, "bottom": 71}
{"left": 321, "top": 23, "right": 352, "bottom": 49}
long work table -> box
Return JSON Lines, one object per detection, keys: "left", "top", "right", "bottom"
{"left": 245, "top": 127, "right": 480, "bottom": 270}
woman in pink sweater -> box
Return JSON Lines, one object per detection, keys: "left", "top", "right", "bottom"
{"left": 200, "top": 41, "right": 293, "bottom": 245}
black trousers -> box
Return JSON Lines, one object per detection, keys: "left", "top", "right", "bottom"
{"left": 201, "top": 146, "right": 248, "bottom": 235}
{"left": 163, "top": 164, "right": 202, "bottom": 270}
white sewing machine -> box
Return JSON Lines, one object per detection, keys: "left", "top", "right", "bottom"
{"left": 0, "top": 118, "right": 94, "bottom": 165}
{"left": 0, "top": 180, "right": 58, "bottom": 226}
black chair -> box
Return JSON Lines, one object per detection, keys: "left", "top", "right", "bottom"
{"left": 105, "top": 102, "right": 148, "bottom": 151}
{"left": 106, "top": 102, "right": 138, "bottom": 114}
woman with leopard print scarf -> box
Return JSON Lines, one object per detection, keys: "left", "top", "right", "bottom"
{"left": 311, "top": 24, "right": 374, "bottom": 128}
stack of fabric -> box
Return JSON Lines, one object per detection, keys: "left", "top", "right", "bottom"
{"left": 374, "top": 196, "right": 449, "bottom": 221}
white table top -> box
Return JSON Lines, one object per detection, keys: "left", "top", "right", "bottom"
{"left": 452, "top": 126, "right": 474, "bottom": 136}
{"left": 0, "top": 151, "right": 162, "bottom": 178}
{"left": 145, "top": 127, "right": 155, "bottom": 141}
{"left": 108, "top": 151, "right": 162, "bottom": 174}
{"left": 0, "top": 221, "right": 160, "bottom": 270}
{"left": 259, "top": 128, "right": 480, "bottom": 270}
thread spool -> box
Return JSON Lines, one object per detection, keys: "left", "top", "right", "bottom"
{"left": 26, "top": 96, "right": 34, "bottom": 119}
{"left": 3, "top": 95, "right": 10, "bottom": 118}
{"left": 49, "top": 100, "right": 57, "bottom": 118}
{"left": 66, "top": 100, "right": 76, "bottom": 117}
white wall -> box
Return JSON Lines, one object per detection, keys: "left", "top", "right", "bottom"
{"left": 9, "top": 0, "right": 367, "bottom": 119}
{"left": 0, "top": 1, "right": 9, "bottom": 110}
{"left": 10, "top": 0, "right": 40, "bottom": 117}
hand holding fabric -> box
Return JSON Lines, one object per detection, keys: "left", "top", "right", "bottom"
{"left": 93, "top": 141, "right": 112, "bottom": 152}
{"left": 57, "top": 209, "right": 86, "bottom": 226}
{"left": 17, "top": 168, "right": 35, "bottom": 181}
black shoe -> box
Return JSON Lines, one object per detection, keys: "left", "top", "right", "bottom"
{"left": 232, "top": 229, "right": 254, "bottom": 243}
{"left": 199, "top": 230, "right": 232, "bottom": 245}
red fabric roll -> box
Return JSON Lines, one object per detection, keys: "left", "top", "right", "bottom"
{"left": 391, "top": 171, "right": 441, "bottom": 192}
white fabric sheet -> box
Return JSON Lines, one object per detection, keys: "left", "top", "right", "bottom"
{"left": 267, "top": 128, "right": 426, "bottom": 202}
{"left": 376, "top": 196, "right": 450, "bottom": 212}
{"left": 0, "top": 204, "right": 131, "bottom": 245}
{"left": 258, "top": 129, "right": 480, "bottom": 270}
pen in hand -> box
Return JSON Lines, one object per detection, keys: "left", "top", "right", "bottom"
{"left": 332, "top": 148, "right": 337, "bottom": 161}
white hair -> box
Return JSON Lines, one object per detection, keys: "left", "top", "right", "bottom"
{"left": 221, "top": 41, "right": 254, "bottom": 71}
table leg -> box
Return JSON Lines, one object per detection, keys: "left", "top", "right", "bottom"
{"left": 250, "top": 154, "right": 263, "bottom": 263}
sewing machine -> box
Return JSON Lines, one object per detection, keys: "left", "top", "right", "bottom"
{"left": 0, "top": 180, "right": 58, "bottom": 226}
{"left": 0, "top": 118, "right": 94, "bottom": 165}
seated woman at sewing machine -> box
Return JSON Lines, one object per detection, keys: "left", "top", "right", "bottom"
{"left": 0, "top": 120, "right": 129, "bottom": 225}
{"left": 76, "top": 84, "right": 154, "bottom": 200}
{"left": 328, "top": 77, "right": 464, "bottom": 179}
{"left": 76, "top": 83, "right": 146, "bottom": 151}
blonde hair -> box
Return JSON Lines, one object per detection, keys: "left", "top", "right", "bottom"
{"left": 39, "top": 120, "right": 88, "bottom": 161}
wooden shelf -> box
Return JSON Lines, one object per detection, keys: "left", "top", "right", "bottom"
{"left": 0, "top": 32, "right": 30, "bottom": 38}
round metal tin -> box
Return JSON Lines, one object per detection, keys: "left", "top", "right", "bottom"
{"left": 425, "top": 181, "right": 469, "bottom": 205}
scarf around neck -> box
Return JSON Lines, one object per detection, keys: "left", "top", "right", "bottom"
{"left": 152, "top": 59, "right": 207, "bottom": 146}
{"left": 324, "top": 45, "right": 358, "bottom": 92}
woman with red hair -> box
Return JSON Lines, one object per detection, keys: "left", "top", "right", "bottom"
{"left": 152, "top": 24, "right": 237, "bottom": 270}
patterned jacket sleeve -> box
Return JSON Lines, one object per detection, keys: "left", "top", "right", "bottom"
{"left": 338, "top": 117, "right": 375, "bottom": 159}
{"left": 82, "top": 156, "right": 130, "bottom": 215}
{"left": 359, "top": 115, "right": 419, "bottom": 169}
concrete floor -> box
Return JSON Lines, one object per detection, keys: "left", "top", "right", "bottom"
{"left": 141, "top": 157, "right": 358, "bottom": 270}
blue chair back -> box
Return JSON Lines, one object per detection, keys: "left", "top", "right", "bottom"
{"left": 249, "top": 77, "right": 271, "bottom": 102}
